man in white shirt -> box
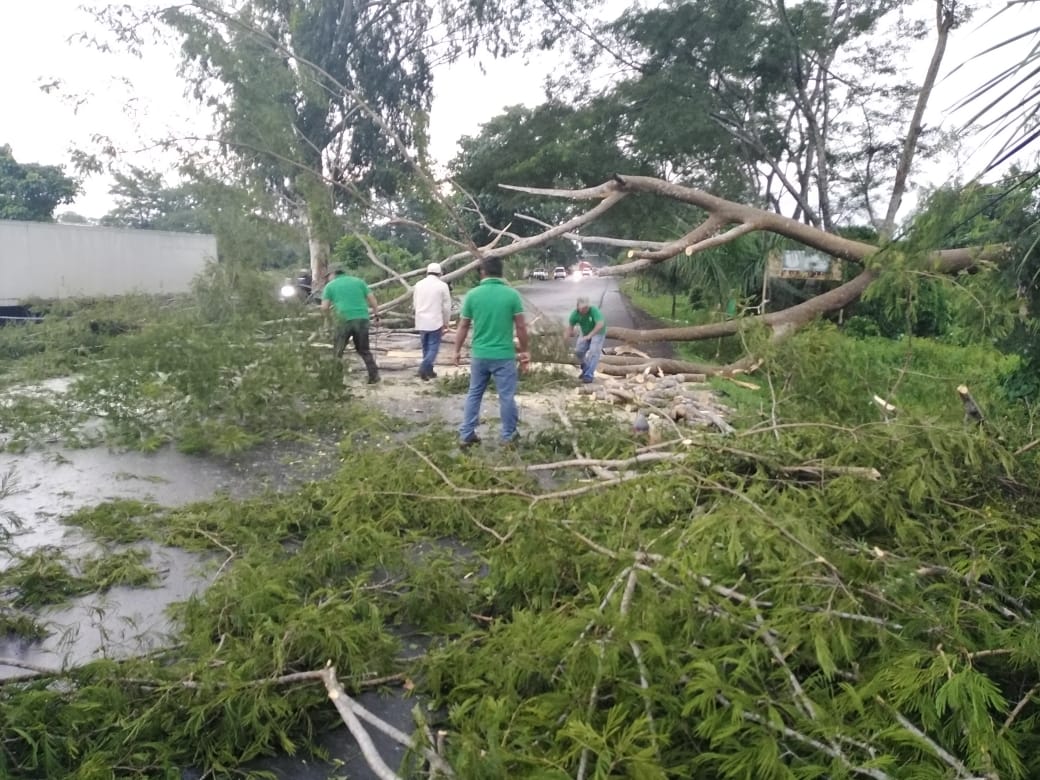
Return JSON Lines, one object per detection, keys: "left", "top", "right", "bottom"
{"left": 413, "top": 262, "right": 453, "bottom": 380}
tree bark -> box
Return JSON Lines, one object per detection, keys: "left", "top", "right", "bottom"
{"left": 304, "top": 212, "right": 331, "bottom": 292}
{"left": 881, "top": 0, "right": 956, "bottom": 236}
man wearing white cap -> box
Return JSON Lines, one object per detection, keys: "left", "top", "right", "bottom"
{"left": 413, "top": 262, "right": 452, "bottom": 380}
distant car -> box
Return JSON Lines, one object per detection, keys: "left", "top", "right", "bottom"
{"left": 531, "top": 267, "right": 549, "bottom": 280}
{"left": 581, "top": 267, "right": 594, "bottom": 278}
{"left": 553, "top": 266, "right": 568, "bottom": 280}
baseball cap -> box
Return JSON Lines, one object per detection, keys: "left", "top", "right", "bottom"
{"left": 426, "top": 262, "right": 443, "bottom": 275}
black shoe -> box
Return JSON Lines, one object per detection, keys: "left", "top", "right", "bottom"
{"left": 459, "top": 435, "right": 481, "bottom": 448}
{"left": 368, "top": 376, "right": 380, "bottom": 384}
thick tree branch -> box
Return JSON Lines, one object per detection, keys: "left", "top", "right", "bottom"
{"left": 881, "top": 0, "right": 955, "bottom": 235}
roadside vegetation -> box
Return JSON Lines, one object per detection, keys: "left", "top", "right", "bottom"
{"left": 2, "top": 262, "right": 1040, "bottom": 777}
{"left": 2, "top": 0, "right": 1039, "bottom": 775}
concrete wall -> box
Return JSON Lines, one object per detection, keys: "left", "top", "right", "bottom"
{"left": 0, "top": 220, "right": 217, "bottom": 305}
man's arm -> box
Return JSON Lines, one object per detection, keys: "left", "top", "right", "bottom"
{"left": 514, "top": 313, "right": 530, "bottom": 371}
{"left": 441, "top": 284, "right": 452, "bottom": 330}
{"left": 366, "top": 293, "right": 380, "bottom": 322}
{"left": 587, "top": 312, "right": 605, "bottom": 337}
{"left": 567, "top": 310, "right": 582, "bottom": 338}
{"left": 453, "top": 318, "right": 471, "bottom": 366}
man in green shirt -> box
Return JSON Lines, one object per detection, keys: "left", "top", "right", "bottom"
{"left": 452, "top": 256, "right": 529, "bottom": 446}
{"left": 567, "top": 296, "right": 606, "bottom": 384}
{"left": 321, "top": 269, "right": 381, "bottom": 384}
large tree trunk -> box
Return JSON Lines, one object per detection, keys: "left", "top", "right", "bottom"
{"left": 306, "top": 218, "right": 330, "bottom": 291}
{"left": 297, "top": 169, "right": 336, "bottom": 291}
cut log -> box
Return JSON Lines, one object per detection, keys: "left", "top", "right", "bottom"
{"left": 956, "top": 384, "right": 984, "bottom": 424}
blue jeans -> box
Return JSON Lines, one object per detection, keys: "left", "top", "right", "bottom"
{"left": 459, "top": 357, "right": 519, "bottom": 443}
{"left": 575, "top": 332, "right": 606, "bottom": 381}
{"left": 419, "top": 329, "right": 442, "bottom": 377}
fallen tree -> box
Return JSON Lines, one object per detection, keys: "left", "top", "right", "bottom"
{"left": 501, "top": 174, "right": 1008, "bottom": 352}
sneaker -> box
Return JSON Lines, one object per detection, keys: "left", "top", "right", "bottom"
{"left": 368, "top": 376, "right": 380, "bottom": 384}
{"left": 459, "top": 435, "right": 481, "bottom": 449}
{"left": 581, "top": 376, "right": 595, "bottom": 384}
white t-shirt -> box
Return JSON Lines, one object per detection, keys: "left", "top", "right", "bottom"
{"left": 413, "top": 274, "right": 452, "bottom": 331}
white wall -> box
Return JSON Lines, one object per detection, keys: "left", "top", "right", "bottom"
{"left": 0, "top": 221, "right": 217, "bottom": 305}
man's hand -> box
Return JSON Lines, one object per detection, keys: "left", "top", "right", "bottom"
{"left": 453, "top": 350, "right": 462, "bottom": 367}
{"left": 517, "top": 351, "right": 531, "bottom": 374}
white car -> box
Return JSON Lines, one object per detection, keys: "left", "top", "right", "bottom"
{"left": 531, "top": 268, "right": 549, "bottom": 280}
{"left": 553, "top": 266, "right": 568, "bottom": 280}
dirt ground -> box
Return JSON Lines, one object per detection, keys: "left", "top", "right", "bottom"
{"left": 328, "top": 319, "right": 724, "bottom": 448}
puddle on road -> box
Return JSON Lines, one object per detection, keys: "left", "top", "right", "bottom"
{"left": 0, "top": 543, "right": 215, "bottom": 676}
{"left": 0, "top": 440, "right": 423, "bottom": 779}
{"left": 0, "top": 446, "right": 238, "bottom": 553}
{"left": 0, "top": 445, "right": 239, "bottom": 679}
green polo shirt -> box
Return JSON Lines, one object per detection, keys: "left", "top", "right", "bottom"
{"left": 322, "top": 275, "right": 371, "bottom": 321}
{"left": 569, "top": 305, "right": 604, "bottom": 335}
{"left": 460, "top": 277, "right": 524, "bottom": 359}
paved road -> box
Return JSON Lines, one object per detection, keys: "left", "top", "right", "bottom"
{"left": 516, "top": 273, "right": 634, "bottom": 331}
{"left": 515, "top": 273, "right": 671, "bottom": 357}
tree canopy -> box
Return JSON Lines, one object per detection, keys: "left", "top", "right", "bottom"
{"left": 0, "top": 144, "right": 79, "bottom": 222}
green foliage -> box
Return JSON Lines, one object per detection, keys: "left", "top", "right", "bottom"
{"left": 100, "top": 167, "right": 210, "bottom": 232}
{"left": 0, "top": 277, "right": 371, "bottom": 455}
{"left": 332, "top": 233, "right": 421, "bottom": 283}
{"left": 0, "top": 144, "right": 79, "bottom": 221}
{"left": 0, "top": 376, "right": 1039, "bottom": 776}
{"left": 852, "top": 270, "right": 955, "bottom": 339}
{"left": 79, "top": 548, "right": 159, "bottom": 591}
{"left": 741, "top": 322, "right": 1017, "bottom": 427}
{"left": 449, "top": 102, "right": 665, "bottom": 244}
{"left": 0, "top": 548, "right": 86, "bottom": 608}
{"left": 62, "top": 500, "right": 160, "bottom": 545}
{"left": 0, "top": 544, "right": 159, "bottom": 612}
{"left": 160, "top": 0, "right": 435, "bottom": 259}
{"left": 620, "top": 280, "right": 754, "bottom": 365}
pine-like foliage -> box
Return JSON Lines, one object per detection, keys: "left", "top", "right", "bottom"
{"left": 1, "top": 304, "right": 1038, "bottom": 779}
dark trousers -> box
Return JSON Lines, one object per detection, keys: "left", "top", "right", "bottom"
{"left": 334, "top": 318, "right": 379, "bottom": 381}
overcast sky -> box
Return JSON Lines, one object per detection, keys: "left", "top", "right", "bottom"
{"left": 0, "top": 1, "right": 1034, "bottom": 219}
{"left": 0, "top": 1, "right": 555, "bottom": 218}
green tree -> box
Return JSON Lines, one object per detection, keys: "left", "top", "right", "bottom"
{"left": 157, "top": 0, "right": 436, "bottom": 283}
{"left": 450, "top": 101, "right": 683, "bottom": 245}
{"left": 0, "top": 145, "right": 79, "bottom": 222}
{"left": 100, "top": 167, "right": 210, "bottom": 232}
{"left": 545, "top": 0, "right": 962, "bottom": 235}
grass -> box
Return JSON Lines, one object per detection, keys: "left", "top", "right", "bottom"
{"left": 620, "top": 280, "right": 753, "bottom": 364}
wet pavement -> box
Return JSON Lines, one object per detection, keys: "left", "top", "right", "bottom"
{"left": 517, "top": 274, "right": 672, "bottom": 357}
{"left": 0, "top": 445, "right": 237, "bottom": 676}
{"left": 0, "top": 440, "right": 418, "bottom": 778}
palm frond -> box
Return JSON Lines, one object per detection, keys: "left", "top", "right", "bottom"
{"left": 950, "top": 3, "right": 1040, "bottom": 173}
